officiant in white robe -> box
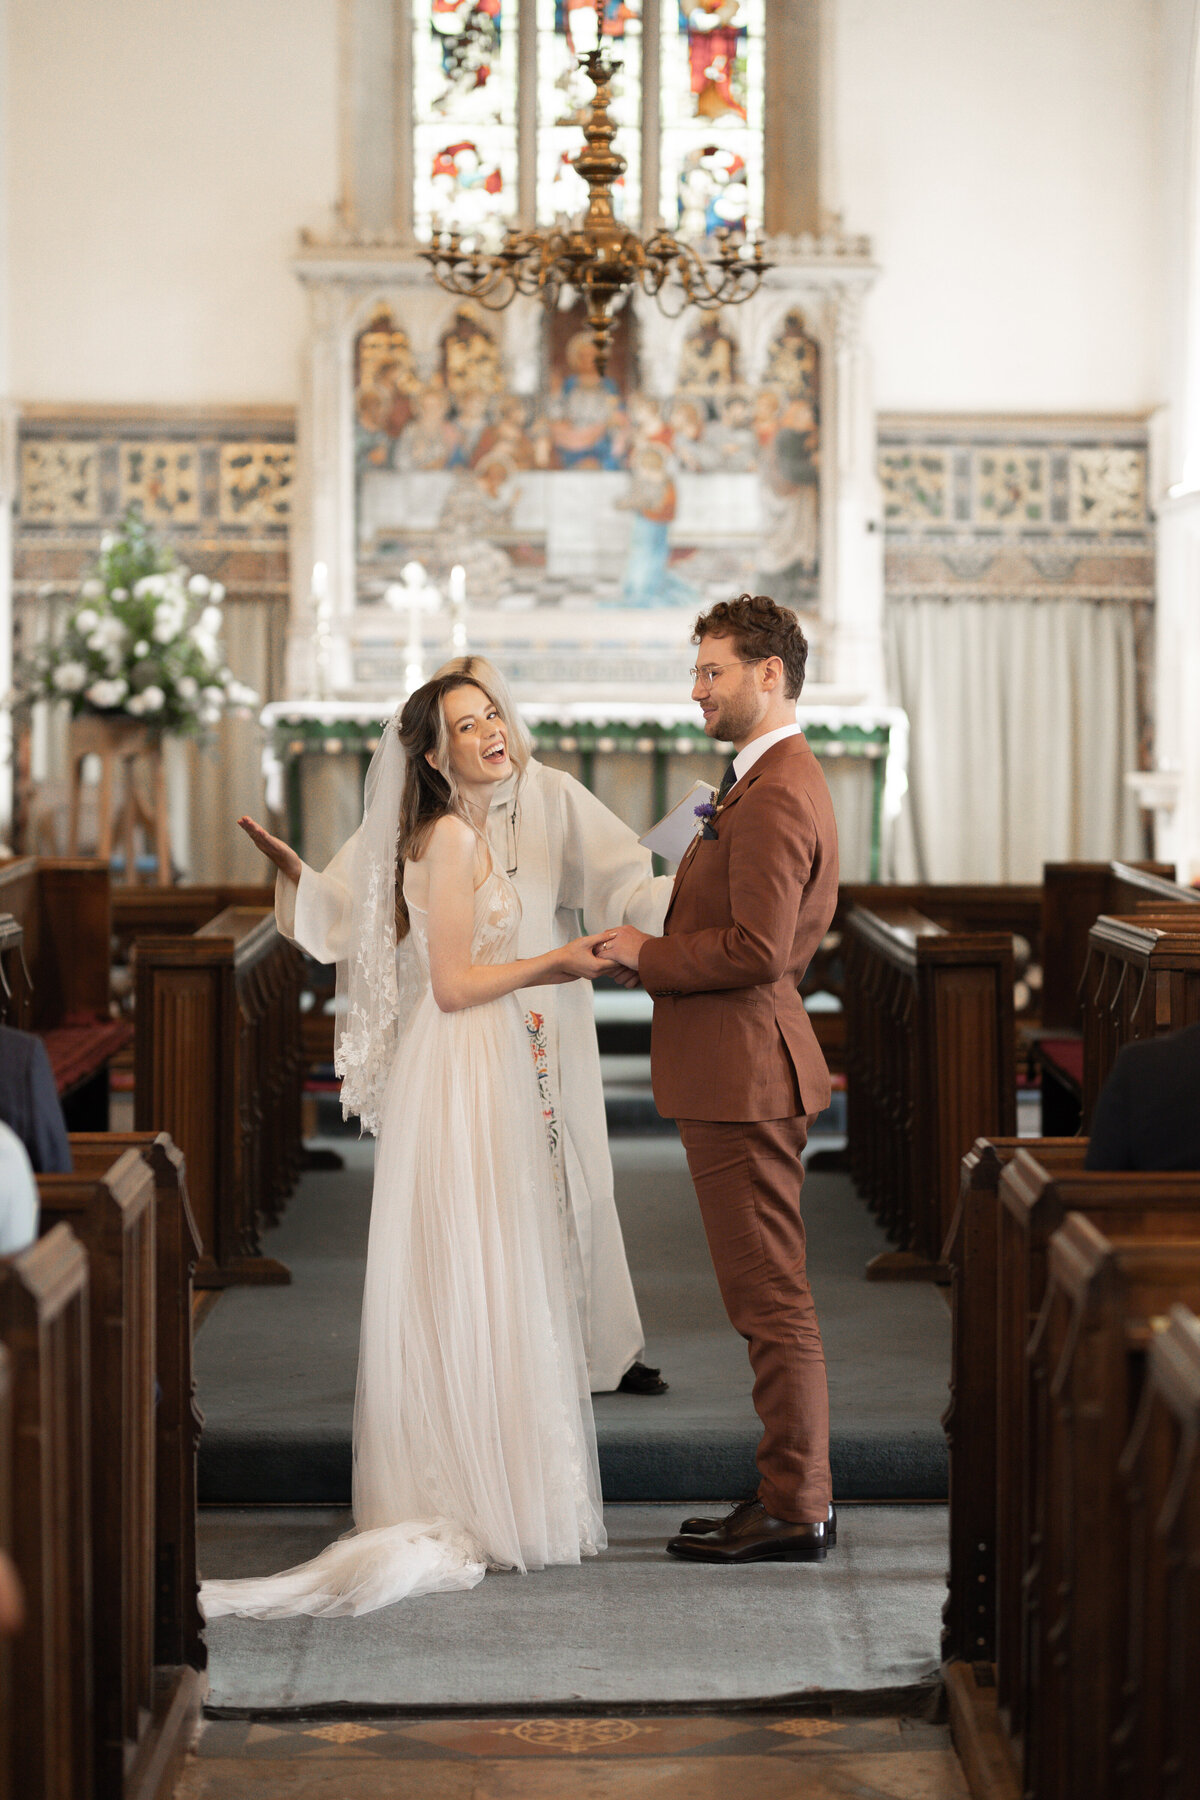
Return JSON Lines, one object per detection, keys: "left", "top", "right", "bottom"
{"left": 480, "top": 754, "right": 672, "bottom": 1389}
{"left": 436, "top": 655, "right": 672, "bottom": 1392}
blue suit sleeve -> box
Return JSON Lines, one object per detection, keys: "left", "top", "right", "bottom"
{"left": 27, "top": 1038, "right": 72, "bottom": 1173}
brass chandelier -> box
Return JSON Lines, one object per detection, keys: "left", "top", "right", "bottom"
{"left": 419, "top": 0, "right": 771, "bottom": 375}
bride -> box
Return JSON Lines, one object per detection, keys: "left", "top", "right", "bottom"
{"left": 201, "top": 671, "right": 615, "bottom": 1618}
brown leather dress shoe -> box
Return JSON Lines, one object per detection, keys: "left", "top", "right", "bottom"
{"left": 678, "top": 1501, "right": 837, "bottom": 1546}
{"left": 666, "top": 1499, "right": 833, "bottom": 1564}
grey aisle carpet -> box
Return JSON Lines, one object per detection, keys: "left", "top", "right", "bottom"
{"left": 200, "top": 1503, "right": 947, "bottom": 1711}
{"left": 196, "top": 1136, "right": 950, "bottom": 1504}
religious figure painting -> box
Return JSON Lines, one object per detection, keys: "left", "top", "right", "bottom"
{"left": 354, "top": 295, "right": 822, "bottom": 613}
{"left": 680, "top": 0, "right": 748, "bottom": 122}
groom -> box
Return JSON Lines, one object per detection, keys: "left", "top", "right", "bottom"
{"left": 603, "top": 594, "right": 839, "bottom": 1563}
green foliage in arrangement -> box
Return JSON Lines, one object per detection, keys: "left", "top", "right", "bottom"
{"left": 16, "top": 507, "right": 258, "bottom": 737}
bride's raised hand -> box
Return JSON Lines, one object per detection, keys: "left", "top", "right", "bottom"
{"left": 558, "top": 931, "right": 620, "bottom": 981}
{"left": 238, "top": 815, "right": 302, "bottom": 884}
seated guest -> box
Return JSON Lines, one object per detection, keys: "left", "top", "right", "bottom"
{"left": 0, "top": 1023, "right": 71, "bottom": 1173}
{"left": 0, "top": 1118, "right": 39, "bottom": 1253}
{"left": 1085, "top": 1021, "right": 1200, "bottom": 1170}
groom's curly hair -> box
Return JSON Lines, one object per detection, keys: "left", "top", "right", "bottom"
{"left": 693, "top": 594, "right": 808, "bottom": 699}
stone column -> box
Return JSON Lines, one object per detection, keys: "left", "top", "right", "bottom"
{"left": 1142, "top": 489, "right": 1200, "bottom": 880}
{"left": 828, "top": 278, "right": 885, "bottom": 699}
{"left": 288, "top": 275, "right": 357, "bottom": 697}
{"left": 764, "top": 0, "right": 824, "bottom": 237}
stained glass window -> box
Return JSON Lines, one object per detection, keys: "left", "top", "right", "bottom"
{"left": 536, "top": 0, "right": 641, "bottom": 224}
{"left": 660, "top": 0, "right": 763, "bottom": 238}
{"left": 413, "top": 0, "right": 521, "bottom": 242}
{"left": 408, "top": 0, "right": 767, "bottom": 243}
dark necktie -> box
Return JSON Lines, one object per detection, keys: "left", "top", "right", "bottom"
{"left": 716, "top": 760, "right": 738, "bottom": 802}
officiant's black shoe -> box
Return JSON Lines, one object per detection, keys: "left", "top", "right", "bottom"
{"left": 666, "top": 1500, "right": 833, "bottom": 1564}
{"left": 617, "top": 1361, "right": 669, "bottom": 1395}
{"left": 678, "top": 1501, "right": 836, "bottom": 1545}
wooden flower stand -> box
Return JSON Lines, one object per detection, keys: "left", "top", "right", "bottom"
{"left": 67, "top": 715, "right": 172, "bottom": 884}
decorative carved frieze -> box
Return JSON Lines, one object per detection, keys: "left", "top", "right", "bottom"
{"left": 20, "top": 441, "right": 101, "bottom": 524}
{"left": 119, "top": 442, "right": 201, "bottom": 524}
{"left": 218, "top": 445, "right": 296, "bottom": 528}
{"left": 13, "top": 409, "right": 296, "bottom": 603}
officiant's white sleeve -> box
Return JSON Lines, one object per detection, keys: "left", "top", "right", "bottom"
{"left": 555, "top": 772, "right": 672, "bottom": 934}
{"left": 274, "top": 828, "right": 360, "bottom": 964}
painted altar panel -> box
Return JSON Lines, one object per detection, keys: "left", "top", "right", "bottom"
{"left": 352, "top": 290, "right": 821, "bottom": 619}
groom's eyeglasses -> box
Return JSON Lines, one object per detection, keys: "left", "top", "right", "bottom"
{"left": 689, "top": 658, "right": 764, "bottom": 690}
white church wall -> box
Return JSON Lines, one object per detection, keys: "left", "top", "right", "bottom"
{"left": 834, "top": 0, "right": 1164, "bottom": 415}
{"left": 2, "top": 1, "right": 1167, "bottom": 418}
{"left": 6, "top": 0, "right": 339, "bottom": 406}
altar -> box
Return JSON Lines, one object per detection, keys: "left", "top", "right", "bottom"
{"left": 262, "top": 689, "right": 908, "bottom": 882}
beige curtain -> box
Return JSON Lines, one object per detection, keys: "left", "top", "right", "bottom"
{"left": 885, "top": 595, "right": 1143, "bottom": 882}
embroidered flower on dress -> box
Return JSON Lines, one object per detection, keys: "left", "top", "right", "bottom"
{"left": 525, "top": 1010, "right": 567, "bottom": 1217}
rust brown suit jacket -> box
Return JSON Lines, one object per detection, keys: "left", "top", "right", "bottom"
{"left": 637, "top": 732, "right": 839, "bottom": 1122}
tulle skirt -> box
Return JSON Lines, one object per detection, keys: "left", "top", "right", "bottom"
{"left": 201, "top": 986, "right": 605, "bottom": 1619}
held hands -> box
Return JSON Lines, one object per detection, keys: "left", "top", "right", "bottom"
{"left": 558, "top": 932, "right": 621, "bottom": 982}
{"left": 597, "top": 924, "right": 649, "bottom": 973}
{"left": 238, "top": 815, "right": 302, "bottom": 885}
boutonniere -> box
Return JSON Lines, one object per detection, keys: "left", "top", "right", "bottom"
{"left": 694, "top": 799, "right": 723, "bottom": 841}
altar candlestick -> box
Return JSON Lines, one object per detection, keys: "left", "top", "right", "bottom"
{"left": 449, "top": 564, "right": 468, "bottom": 654}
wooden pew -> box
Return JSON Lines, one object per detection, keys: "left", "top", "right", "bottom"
{"left": 1024, "top": 1221, "right": 1200, "bottom": 1800}
{"left": 940, "top": 1135, "right": 1087, "bottom": 1667}
{"left": 0, "top": 1225, "right": 93, "bottom": 1800}
{"left": 944, "top": 1149, "right": 1200, "bottom": 1800}
{"left": 812, "top": 879, "right": 1042, "bottom": 1078}
{"left": 844, "top": 905, "right": 1015, "bottom": 1276}
{"left": 1037, "top": 862, "right": 1197, "bottom": 1132}
{"left": 994, "top": 1154, "right": 1200, "bottom": 1742}
{"left": 134, "top": 906, "right": 303, "bottom": 1286}
{"left": 36, "top": 1153, "right": 156, "bottom": 1798}
{"left": 68, "top": 1133, "right": 205, "bottom": 1674}
{"left": 1080, "top": 911, "right": 1200, "bottom": 1125}
{"left": 1114, "top": 1302, "right": 1200, "bottom": 1800}
{"left": 1039, "top": 861, "right": 1188, "bottom": 1032}
{"left": 0, "top": 1343, "right": 13, "bottom": 1798}
{"left": 30, "top": 1141, "right": 202, "bottom": 1799}
{"left": 0, "top": 858, "right": 132, "bottom": 1128}
{"left": 0, "top": 912, "right": 33, "bottom": 1031}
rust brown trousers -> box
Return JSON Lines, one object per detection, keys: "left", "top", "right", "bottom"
{"left": 638, "top": 733, "right": 839, "bottom": 1523}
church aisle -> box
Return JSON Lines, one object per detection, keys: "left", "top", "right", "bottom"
{"left": 199, "top": 1503, "right": 945, "bottom": 1709}
{"left": 195, "top": 1136, "right": 950, "bottom": 1505}
{"left": 175, "top": 1708, "right": 970, "bottom": 1799}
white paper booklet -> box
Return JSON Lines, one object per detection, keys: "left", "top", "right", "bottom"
{"left": 638, "top": 779, "right": 717, "bottom": 864}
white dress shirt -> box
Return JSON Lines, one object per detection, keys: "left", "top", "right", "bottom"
{"left": 731, "top": 721, "right": 803, "bottom": 785}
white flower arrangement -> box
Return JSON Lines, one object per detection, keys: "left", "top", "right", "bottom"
{"left": 17, "top": 508, "right": 258, "bottom": 737}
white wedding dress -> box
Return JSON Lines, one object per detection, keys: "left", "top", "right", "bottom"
{"left": 201, "top": 863, "right": 606, "bottom": 1619}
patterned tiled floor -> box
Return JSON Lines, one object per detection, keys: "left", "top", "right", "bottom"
{"left": 176, "top": 1710, "right": 970, "bottom": 1798}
